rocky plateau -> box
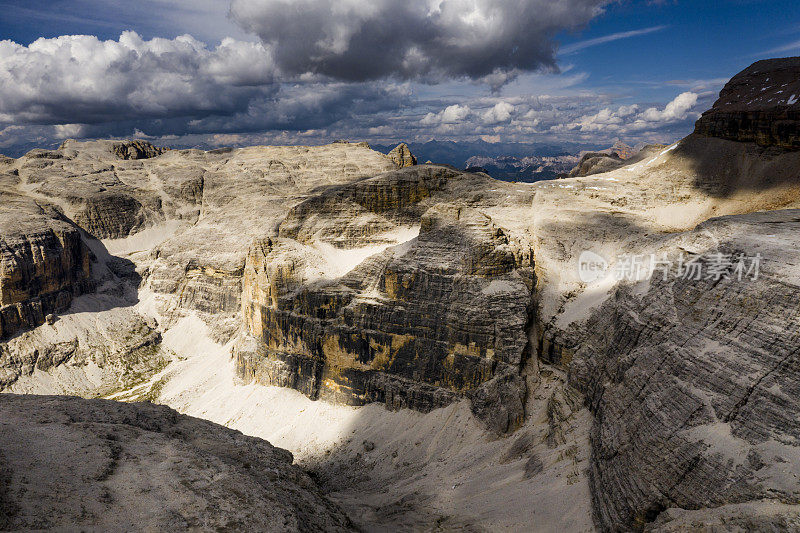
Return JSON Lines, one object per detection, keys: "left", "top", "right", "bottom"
{"left": 2, "top": 58, "right": 800, "bottom": 531}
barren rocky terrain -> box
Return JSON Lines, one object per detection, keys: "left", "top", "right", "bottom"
{"left": 2, "top": 58, "right": 800, "bottom": 531}
{"left": 0, "top": 394, "right": 353, "bottom": 531}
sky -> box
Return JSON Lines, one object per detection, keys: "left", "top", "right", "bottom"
{"left": 0, "top": 0, "right": 798, "bottom": 155}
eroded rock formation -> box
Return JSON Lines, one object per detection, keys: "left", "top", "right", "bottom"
{"left": 239, "top": 166, "right": 535, "bottom": 432}
{"left": 387, "top": 142, "right": 418, "bottom": 167}
{"left": 0, "top": 194, "right": 93, "bottom": 339}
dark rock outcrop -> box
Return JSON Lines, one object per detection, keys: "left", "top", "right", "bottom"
{"left": 694, "top": 57, "right": 800, "bottom": 149}
{"left": 110, "top": 140, "right": 167, "bottom": 160}
{"left": 568, "top": 144, "right": 666, "bottom": 178}
{"left": 0, "top": 394, "right": 354, "bottom": 531}
{"left": 568, "top": 152, "right": 624, "bottom": 178}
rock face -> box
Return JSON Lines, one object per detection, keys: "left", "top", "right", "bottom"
{"left": 7, "top": 141, "right": 397, "bottom": 332}
{"left": 1, "top": 140, "right": 537, "bottom": 431}
{"left": 568, "top": 151, "right": 624, "bottom": 178}
{"left": 239, "top": 166, "right": 535, "bottom": 432}
{"left": 529, "top": 58, "right": 800, "bottom": 531}
{"left": 695, "top": 57, "right": 800, "bottom": 149}
{"left": 570, "top": 211, "right": 800, "bottom": 530}
{"left": 109, "top": 139, "right": 168, "bottom": 159}
{"left": 0, "top": 194, "right": 93, "bottom": 339}
{"left": 0, "top": 394, "right": 354, "bottom": 532}
{"left": 568, "top": 144, "right": 665, "bottom": 178}
{"left": 387, "top": 143, "right": 417, "bottom": 167}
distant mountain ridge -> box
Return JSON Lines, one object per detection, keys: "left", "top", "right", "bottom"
{"left": 374, "top": 139, "right": 645, "bottom": 182}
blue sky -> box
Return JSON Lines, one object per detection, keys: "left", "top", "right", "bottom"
{"left": 0, "top": 0, "right": 798, "bottom": 155}
{"left": 557, "top": 0, "right": 800, "bottom": 102}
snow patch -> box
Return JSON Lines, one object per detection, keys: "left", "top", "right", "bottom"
{"left": 312, "top": 225, "right": 420, "bottom": 278}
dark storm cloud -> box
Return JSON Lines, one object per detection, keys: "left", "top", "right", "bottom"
{"left": 229, "top": 0, "right": 611, "bottom": 82}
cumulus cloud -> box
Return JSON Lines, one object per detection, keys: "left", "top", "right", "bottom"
{"left": 421, "top": 104, "right": 471, "bottom": 125}
{"left": 0, "top": 31, "right": 276, "bottom": 125}
{"left": 639, "top": 91, "right": 698, "bottom": 122}
{"left": 482, "top": 102, "right": 515, "bottom": 124}
{"left": 557, "top": 92, "right": 701, "bottom": 135}
{"left": 229, "top": 0, "right": 610, "bottom": 82}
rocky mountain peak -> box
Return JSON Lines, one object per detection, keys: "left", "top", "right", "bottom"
{"left": 388, "top": 142, "right": 418, "bottom": 167}
{"left": 57, "top": 139, "right": 168, "bottom": 160}
{"left": 694, "top": 56, "right": 800, "bottom": 148}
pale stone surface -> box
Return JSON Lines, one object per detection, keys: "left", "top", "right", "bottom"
{"left": 0, "top": 394, "right": 354, "bottom": 532}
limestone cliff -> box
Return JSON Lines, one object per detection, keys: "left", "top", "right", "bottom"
{"left": 239, "top": 167, "right": 534, "bottom": 432}
{"left": 569, "top": 211, "right": 800, "bottom": 530}
{"left": 0, "top": 194, "right": 93, "bottom": 339}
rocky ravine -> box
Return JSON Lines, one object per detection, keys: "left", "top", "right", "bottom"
{"left": 2, "top": 136, "right": 539, "bottom": 431}
{"left": 2, "top": 58, "right": 800, "bottom": 531}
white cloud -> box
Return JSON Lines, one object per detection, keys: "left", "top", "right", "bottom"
{"left": 482, "top": 102, "right": 515, "bottom": 124}
{"left": 559, "top": 25, "right": 667, "bottom": 55}
{"left": 53, "top": 124, "right": 88, "bottom": 139}
{"left": 0, "top": 31, "right": 276, "bottom": 125}
{"left": 617, "top": 104, "right": 640, "bottom": 117}
{"left": 759, "top": 39, "right": 800, "bottom": 57}
{"left": 557, "top": 92, "right": 701, "bottom": 135}
{"left": 441, "top": 104, "right": 472, "bottom": 123}
{"left": 421, "top": 104, "right": 472, "bottom": 125}
{"left": 639, "top": 91, "right": 699, "bottom": 122}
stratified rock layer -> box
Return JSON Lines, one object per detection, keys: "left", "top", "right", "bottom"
{"left": 0, "top": 394, "right": 354, "bottom": 532}
{"left": 570, "top": 211, "right": 800, "bottom": 531}
{"left": 0, "top": 194, "right": 93, "bottom": 339}
{"left": 240, "top": 167, "right": 535, "bottom": 432}
{"left": 694, "top": 57, "right": 800, "bottom": 149}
